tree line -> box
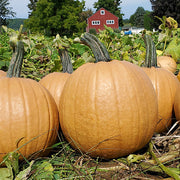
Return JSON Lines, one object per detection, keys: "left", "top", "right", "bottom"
{"left": 0, "top": 0, "right": 180, "bottom": 36}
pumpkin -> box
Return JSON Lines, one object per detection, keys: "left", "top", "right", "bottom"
{"left": 0, "top": 70, "right": 6, "bottom": 77}
{"left": 174, "top": 85, "right": 180, "bottom": 121}
{"left": 59, "top": 33, "right": 158, "bottom": 159}
{"left": 177, "top": 71, "right": 180, "bottom": 81}
{"left": 39, "top": 49, "right": 72, "bottom": 108}
{"left": 157, "top": 55, "right": 177, "bottom": 73}
{"left": 142, "top": 35, "right": 179, "bottom": 133}
{"left": 0, "top": 36, "right": 59, "bottom": 163}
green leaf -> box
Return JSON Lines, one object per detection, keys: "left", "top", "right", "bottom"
{"left": 0, "top": 168, "right": 13, "bottom": 180}
{"left": 32, "top": 161, "right": 54, "bottom": 180}
{"left": 3, "top": 152, "right": 20, "bottom": 176}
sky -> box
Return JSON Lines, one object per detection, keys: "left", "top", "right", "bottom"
{"left": 9, "top": 0, "right": 152, "bottom": 19}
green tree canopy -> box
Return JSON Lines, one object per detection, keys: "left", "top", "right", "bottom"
{"left": 93, "top": 0, "right": 123, "bottom": 26}
{"left": 129, "top": 7, "right": 146, "bottom": 27}
{"left": 150, "top": 0, "right": 180, "bottom": 29}
{"left": 25, "top": 0, "right": 86, "bottom": 36}
{"left": 0, "top": 0, "right": 15, "bottom": 26}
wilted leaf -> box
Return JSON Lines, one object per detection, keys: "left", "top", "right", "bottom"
{"left": 15, "top": 161, "right": 34, "bottom": 180}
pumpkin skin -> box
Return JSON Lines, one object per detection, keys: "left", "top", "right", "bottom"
{"left": 0, "top": 77, "right": 59, "bottom": 163}
{"left": 39, "top": 72, "right": 70, "bottom": 108}
{"left": 59, "top": 60, "right": 158, "bottom": 159}
{"left": 0, "top": 70, "right": 6, "bottom": 77}
{"left": 177, "top": 71, "right": 180, "bottom": 82}
{"left": 157, "top": 56, "right": 177, "bottom": 73}
{"left": 142, "top": 67, "right": 179, "bottom": 133}
{"left": 174, "top": 85, "right": 180, "bottom": 121}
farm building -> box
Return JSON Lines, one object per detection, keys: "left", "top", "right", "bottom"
{"left": 86, "top": 8, "right": 119, "bottom": 33}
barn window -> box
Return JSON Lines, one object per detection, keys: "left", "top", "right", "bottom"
{"left": 92, "top": 21, "right": 100, "bottom": 25}
{"left": 106, "top": 20, "right": 115, "bottom": 24}
{"left": 100, "top": 10, "right": 105, "bottom": 15}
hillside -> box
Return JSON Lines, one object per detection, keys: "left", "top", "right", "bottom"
{"left": 7, "top": 18, "right": 26, "bottom": 30}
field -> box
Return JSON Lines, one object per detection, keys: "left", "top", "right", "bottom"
{"left": 0, "top": 19, "right": 180, "bottom": 179}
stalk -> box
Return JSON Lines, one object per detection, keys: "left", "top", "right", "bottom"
{"left": 58, "top": 49, "right": 73, "bottom": 74}
{"left": 143, "top": 34, "right": 158, "bottom": 68}
{"left": 80, "top": 33, "right": 111, "bottom": 63}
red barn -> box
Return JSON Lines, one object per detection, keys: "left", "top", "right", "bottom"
{"left": 86, "top": 8, "right": 119, "bottom": 33}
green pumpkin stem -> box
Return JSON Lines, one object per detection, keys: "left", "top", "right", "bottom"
{"left": 80, "top": 33, "right": 111, "bottom": 63}
{"left": 58, "top": 49, "right": 73, "bottom": 74}
{"left": 144, "top": 34, "right": 158, "bottom": 68}
{"left": 6, "top": 40, "right": 24, "bottom": 78}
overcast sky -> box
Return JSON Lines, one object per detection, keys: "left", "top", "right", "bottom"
{"left": 9, "top": 0, "right": 152, "bottom": 19}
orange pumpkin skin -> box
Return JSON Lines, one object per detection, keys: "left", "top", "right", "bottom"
{"left": 174, "top": 85, "right": 180, "bottom": 121}
{"left": 157, "top": 56, "right": 177, "bottom": 73}
{"left": 0, "top": 77, "right": 59, "bottom": 162}
{"left": 59, "top": 60, "right": 158, "bottom": 159}
{"left": 177, "top": 71, "right": 180, "bottom": 82}
{"left": 0, "top": 70, "right": 6, "bottom": 77}
{"left": 142, "top": 67, "right": 179, "bottom": 133}
{"left": 39, "top": 72, "right": 70, "bottom": 108}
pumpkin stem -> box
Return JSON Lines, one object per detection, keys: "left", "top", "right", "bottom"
{"left": 58, "top": 49, "right": 73, "bottom": 74}
{"left": 80, "top": 33, "right": 111, "bottom": 63}
{"left": 6, "top": 25, "right": 24, "bottom": 78}
{"left": 6, "top": 40, "right": 24, "bottom": 78}
{"left": 144, "top": 34, "right": 158, "bottom": 68}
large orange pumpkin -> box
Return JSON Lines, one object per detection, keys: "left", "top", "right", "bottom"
{"left": 174, "top": 85, "right": 180, "bottom": 121}
{"left": 39, "top": 49, "right": 72, "bottom": 108}
{"left": 0, "top": 39, "right": 59, "bottom": 163}
{"left": 142, "top": 35, "right": 179, "bottom": 133}
{"left": 59, "top": 33, "right": 158, "bottom": 159}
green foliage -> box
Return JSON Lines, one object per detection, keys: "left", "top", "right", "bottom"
{"left": 0, "top": 0, "right": 16, "bottom": 27}
{"left": 7, "top": 19, "right": 26, "bottom": 31}
{"left": 24, "top": 0, "right": 86, "bottom": 36}
{"left": 129, "top": 7, "right": 146, "bottom": 27}
{"left": 144, "top": 11, "right": 154, "bottom": 31}
{"left": 150, "top": 0, "right": 180, "bottom": 29}
{"left": 89, "top": 28, "right": 97, "bottom": 35}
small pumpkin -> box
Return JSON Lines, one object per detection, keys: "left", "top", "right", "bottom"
{"left": 39, "top": 49, "right": 73, "bottom": 108}
{"left": 157, "top": 55, "right": 177, "bottom": 73}
{"left": 174, "top": 85, "right": 180, "bottom": 121}
{"left": 0, "top": 34, "right": 59, "bottom": 163}
{"left": 142, "top": 35, "right": 179, "bottom": 133}
{"left": 59, "top": 33, "right": 158, "bottom": 159}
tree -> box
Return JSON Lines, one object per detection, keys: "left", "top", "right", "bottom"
{"left": 25, "top": 0, "right": 86, "bottom": 36}
{"left": 129, "top": 7, "right": 146, "bottom": 27}
{"left": 144, "top": 11, "right": 154, "bottom": 31}
{"left": 27, "top": 0, "right": 38, "bottom": 16}
{"left": 150, "top": 0, "right": 180, "bottom": 29}
{"left": 93, "top": 0, "right": 123, "bottom": 26}
{"left": 0, "top": 0, "right": 15, "bottom": 27}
